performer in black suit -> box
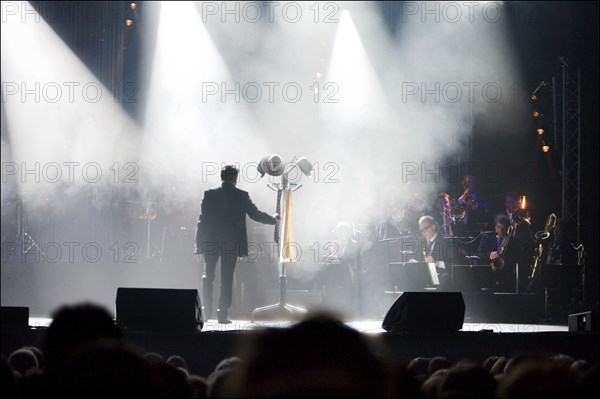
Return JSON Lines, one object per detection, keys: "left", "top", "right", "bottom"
{"left": 416, "top": 215, "right": 457, "bottom": 288}
{"left": 195, "top": 165, "right": 279, "bottom": 324}
{"left": 502, "top": 192, "right": 535, "bottom": 292}
{"left": 477, "top": 215, "right": 520, "bottom": 292}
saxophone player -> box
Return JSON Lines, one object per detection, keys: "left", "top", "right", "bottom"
{"left": 477, "top": 215, "right": 520, "bottom": 292}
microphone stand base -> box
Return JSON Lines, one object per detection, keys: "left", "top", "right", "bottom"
{"left": 251, "top": 302, "right": 307, "bottom": 322}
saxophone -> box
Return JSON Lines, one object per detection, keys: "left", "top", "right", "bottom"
{"left": 491, "top": 232, "right": 511, "bottom": 271}
{"left": 529, "top": 213, "right": 557, "bottom": 279}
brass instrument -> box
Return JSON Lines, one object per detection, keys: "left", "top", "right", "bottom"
{"left": 463, "top": 194, "right": 476, "bottom": 207}
{"left": 512, "top": 195, "right": 531, "bottom": 225}
{"left": 513, "top": 209, "right": 531, "bottom": 225}
{"left": 535, "top": 213, "right": 557, "bottom": 240}
{"left": 491, "top": 231, "right": 511, "bottom": 271}
{"left": 529, "top": 213, "right": 557, "bottom": 279}
{"left": 459, "top": 176, "right": 478, "bottom": 209}
{"left": 450, "top": 201, "right": 466, "bottom": 222}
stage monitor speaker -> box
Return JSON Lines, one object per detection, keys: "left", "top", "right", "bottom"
{"left": 568, "top": 311, "right": 597, "bottom": 332}
{"left": 116, "top": 288, "right": 202, "bottom": 332}
{"left": 382, "top": 292, "right": 465, "bottom": 332}
{"left": 1, "top": 306, "right": 30, "bottom": 331}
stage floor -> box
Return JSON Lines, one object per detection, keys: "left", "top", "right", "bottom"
{"left": 29, "top": 317, "right": 568, "bottom": 333}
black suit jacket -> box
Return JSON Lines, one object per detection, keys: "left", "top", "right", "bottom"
{"left": 418, "top": 233, "right": 457, "bottom": 265}
{"left": 196, "top": 182, "right": 276, "bottom": 256}
{"left": 477, "top": 233, "right": 519, "bottom": 268}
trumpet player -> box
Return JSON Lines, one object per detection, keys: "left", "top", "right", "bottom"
{"left": 434, "top": 192, "right": 458, "bottom": 237}
{"left": 457, "top": 175, "right": 479, "bottom": 210}
{"left": 434, "top": 192, "right": 467, "bottom": 237}
{"left": 456, "top": 175, "right": 482, "bottom": 235}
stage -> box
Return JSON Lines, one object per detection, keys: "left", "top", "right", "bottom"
{"left": 2, "top": 316, "right": 596, "bottom": 378}
{"left": 1, "top": 2, "right": 598, "bottom": 386}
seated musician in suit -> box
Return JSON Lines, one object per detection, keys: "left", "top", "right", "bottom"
{"left": 415, "top": 216, "right": 457, "bottom": 288}
{"left": 477, "top": 215, "right": 520, "bottom": 293}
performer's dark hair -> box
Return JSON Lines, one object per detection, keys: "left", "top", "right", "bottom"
{"left": 494, "top": 215, "right": 511, "bottom": 228}
{"left": 437, "top": 192, "right": 450, "bottom": 200}
{"left": 505, "top": 191, "right": 518, "bottom": 200}
{"left": 419, "top": 215, "right": 438, "bottom": 230}
{"left": 221, "top": 165, "right": 239, "bottom": 183}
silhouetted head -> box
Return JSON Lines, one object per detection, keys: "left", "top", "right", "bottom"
{"left": 42, "top": 303, "right": 122, "bottom": 382}
{"left": 221, "top": 165, "right": 239, "bottom": 184}
{"left": 237, "top": 312, "right": 388, "bottom": 397}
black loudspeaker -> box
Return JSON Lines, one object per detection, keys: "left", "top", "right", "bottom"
{"left": 568, "top": 311, "right": 598, "bottom": 332}
{"left": 1, "top": 307, "right": 30, "bottom": 331}
{"left": 116, "top": 288, "right": 202, "bottom": 332}
{"left": 382, "top": 292, "right": 465, "bottom": 332}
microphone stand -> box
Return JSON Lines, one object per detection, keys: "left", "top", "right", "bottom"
{"left": 251, "top": 173, "right": 307, "bottom": 321}
{"left": 351, "top": 227, "right": 365, "bottom": 319}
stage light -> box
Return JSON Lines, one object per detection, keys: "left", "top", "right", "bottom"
{"left": 316, "top": 72, "right": 321, "bottom": 79}
{"left": 130, "top": 3, "right": 137, "bottom": 10}
{"left": 125, "top": 19, "right": 133, "bottom": 26}
{"left": 537, "top": 128, "right": 544, "bottom": 135}
{"left": 532, "top": 110, "right": 540, "bottom": 118}
{"left": 542, "top": 144, "right": 550, "bottom": 153}
{"left": 530, "top": 81, "right": 548, "bottom": 100}
{"left": 326, "top": 9, "right": 392, "bottom": 125}
{"left": 1, "top": 3, "right": 139, "bottom": 193}
{"left": 143, "top": 0, "right": 232, "bottom": 182}
{"left": 519, "top": 195, "right": 527, "bottom": 210}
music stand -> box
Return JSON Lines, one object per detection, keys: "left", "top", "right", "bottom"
{"left": 251, "top": 158, "right": 311, "bottom": 321}
{"left": 388, "top": 262, "right": 439, "bottom": 292}
{"left": 452, "top": 265, "right": 495, "bottom": 292}
{"left": 442, "top": 235, "right": 473, "bottom": 288}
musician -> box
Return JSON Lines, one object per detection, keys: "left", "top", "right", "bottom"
{"left": 416, "top": 216, "right": 456, "bottom": 287}
{"left": 477, "top": 215, "right": 520, "bottom": 292}
{"left": 504, "top": 192, "right": 520, "bottom": 218}
{"left": 503, "top": 192, "right": 536, "bottom": 292}
{"left": 434, "top": 193, "right": 454, "bottom": 237}
{"left": 378, "top": 193, "right": 428, "bottom": 239}
{"left": 195, "top": 165, "right": 279, "bottom": 324}
{"left": 458, "top": 175, "right": 478, "bottom": 209}
{"left": 377, "top": 206, "right": 406, "bottom": 240}
{"left": 456, "top": 175, "right": 483, "bottom": 234}
{"left": 545, "top": 219, "right": 578, "bottom": 265}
